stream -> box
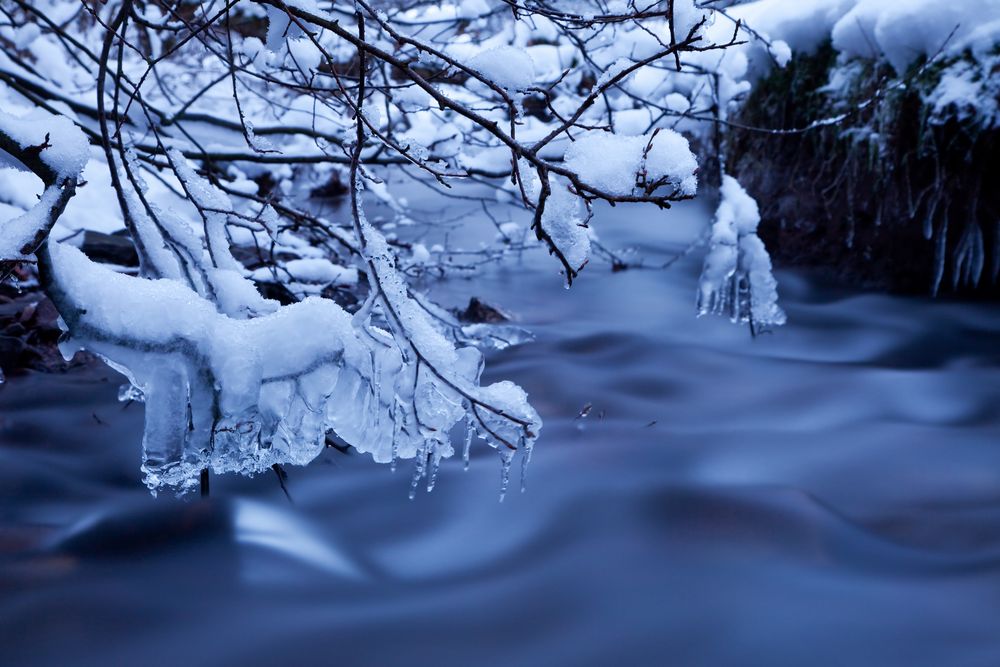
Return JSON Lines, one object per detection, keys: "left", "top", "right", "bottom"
{"left": 2, "top": 196, "right": 1000, "bottom": 666}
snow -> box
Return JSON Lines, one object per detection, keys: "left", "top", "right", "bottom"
{"left": 724, "top": 0, "right": 1000, "bottom": 127}
{"left": 262, "top": 258, "right": 358, "bottom": 285}
{"left": 467, "top": 46, "right": 536, "bottom": 92}
{"left": 563, "top": 131, "right": 698, "bottom": 198}
{"left": 596, "top": 58, "right": 634, "bottom": 90}
{"left": 731, "top": 0, "right": 857, "bottom": 56}
{"left": 732, "top": 0, "right": 1000, "bottom": 74}
{"left": 287, "top": 37, "right": 322, "bottom": 78}
{"left": 0, "top": 109, "right": 90, "bottom": 258}
{"left": 539, "top": 176, "right": 590, "bottom": 274}
{"left": 355, "top": 189, "right": 541, "bottom": 465}
{"left": 831, "top": 0, "right": 1000, "bottom": 74}
{"left": 0, "top": 108, "right": 89, "bottom": 180}
{"left": 698, "top": 176, "right": 785, "bottom": 328}
{"left": 0, "top": 183, "right": 65, "bottom": 258}
{"left": 929, "top": 58, "right": 1000, "bottom": 127}
{"left": 672, "top": 0, "right": 711, "bottom": 41}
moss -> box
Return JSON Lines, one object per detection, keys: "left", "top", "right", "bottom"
{"left": 727, "top": 43, "right": 1000, "bottom": 296}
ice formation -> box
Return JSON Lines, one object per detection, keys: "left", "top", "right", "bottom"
{"left": 698, "top": 176, "right": 785, "bottom": 329}
{"left": 2, "top": 98, "right": 540, "bottom": 496}
{"left": 47, "top": 218, "right": 540, "bottom": 494}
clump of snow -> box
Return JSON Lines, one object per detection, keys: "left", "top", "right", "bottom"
{"left": 732, "top": 0, "right": 1000, "bottom": 75}
{"left": 671, "top": 0, "right": 711, "bottom": 41}
{"left": 769, "top": 40, "right": 793, "bottom": 67}
{"left": 355, "top": 198, "right": 541, "bottom": 493}
{"left": 664, "top": 93, "right": 692, "bottom": 114}
{"left": 459, "top": 0, "right": 490, "bottom": 19}
{"left": 928, "top": 56, "right": 1000, "bottom": 128}
{"left": 831, "top": 0, "right": 1000, "bottom": 74}
{"left": 0, "top": 109, "right": 89, "bottom": 180}
{"left": 725, "top": 0, "right": 1000, "bottom": 132}
{"left": 563, "top": 131, "right": 698, "bottom": 197}
{"left": 730, "top": 0, "right": 857, "bottom": 57}
{"left": 467, "top": 46, "right": 535, "bottom": 92}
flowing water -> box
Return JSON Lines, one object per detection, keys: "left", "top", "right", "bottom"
{"left": 2, "top": 197, "right": 1000, "bottom": 666}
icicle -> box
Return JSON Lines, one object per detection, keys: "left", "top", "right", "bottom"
{"left": 409, "top": 440, "right": 427, "bottom": 500}
{"left": 390, "top": 399, "right": 402, "bottom": 473}
{"left": 371, "top": 350, "right": 382, "bottom": 436}
{"left": 498, "top": 448, "right": 515, "bottom": 502}
{"left": 971, "top": 224, "right": 985, "bottom": 287}
{"left": 952, "top": 226, "right": 971, "bottom": 290}
{"left": 462, "top": 413, "right": 474, "bottom": 470}
{"left": 931, "top": 210, "right": 949, "bottom": 296}
{"left": 426, "top": 443, "right": 441, "bottom": 493}
{"left": 519, "top": 438, "right": 533, "bottom": 494}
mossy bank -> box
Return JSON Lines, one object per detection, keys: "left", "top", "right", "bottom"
{"left": 727, "top": 42, "right": 1000, "bottom": 297}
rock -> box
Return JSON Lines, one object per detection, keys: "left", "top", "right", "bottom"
{"left": 459, "top": 297, "right": 510, "bottom": 324}
{"left": 309, "top": 171, "right": 348, "bottom": 198}
{"left": 80, "top": 230, "right": 139, "bottom": 267}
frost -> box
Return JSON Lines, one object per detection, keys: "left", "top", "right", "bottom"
{"left": 596, "top": 58, "right": 634, "bottom": 90}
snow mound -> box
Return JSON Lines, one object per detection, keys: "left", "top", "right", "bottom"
{"left": 831, "top": 0, "right": 1000, "bottom": 74}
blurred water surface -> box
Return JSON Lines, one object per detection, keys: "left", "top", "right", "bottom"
{"left": 2, "top": 198, "right": 1000, "bottom": 666}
